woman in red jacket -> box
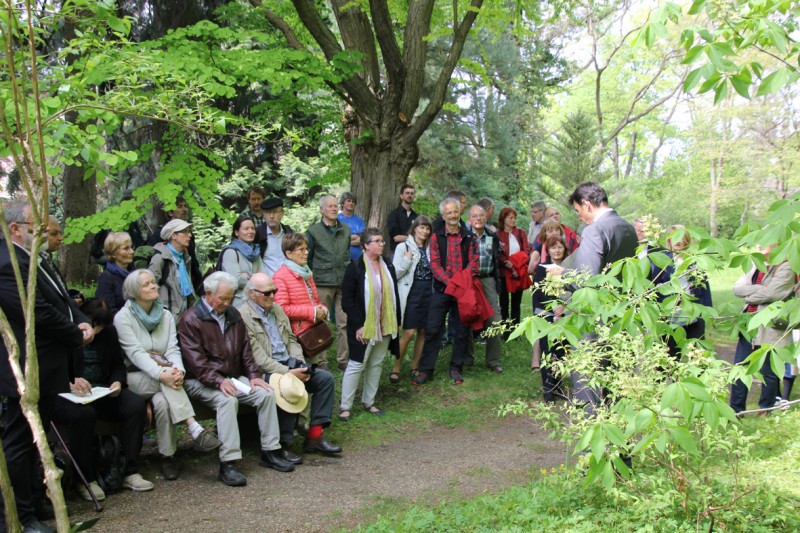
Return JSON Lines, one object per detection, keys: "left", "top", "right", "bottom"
{"left": 273, "top": 234, "right": 330, "bottom": 366}
{"left": 496, "top": 207, "right": 530, "bottom": 329}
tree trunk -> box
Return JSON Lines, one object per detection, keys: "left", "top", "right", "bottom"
{"left": 61, "top": 154, "right": 97, "bottom": 286}
{"left": 349, "top": 134, "right": 418, "bottom": 230}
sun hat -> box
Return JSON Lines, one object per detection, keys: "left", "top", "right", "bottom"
{"left": 268, "top": 372, "right": 309, "bottom": 414}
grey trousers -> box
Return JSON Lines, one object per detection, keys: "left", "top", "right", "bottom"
{"left": 127, "top": 370, "right": 196, "bottom": 457}
{"left": 340, "top": 337, "right": 390, "bottom": 410}
{"left": 184, "top": 376, "right": 281, "bottom": 462}
{"left": 466, "top": 277, "right": 503, "bottom": 368}
{"left": 317, "top": 285, "right": 349, "bottom": 366}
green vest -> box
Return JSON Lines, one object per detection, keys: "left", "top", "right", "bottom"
{"left": 306, "top": 221, "right": 351, "bottom": 286}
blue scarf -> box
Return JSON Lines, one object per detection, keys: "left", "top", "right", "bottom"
{"left": 128, "top": 299, "right": 165, "bottom": 333}
{"left": 285, "top": 259, "right": 312, "bottom": 281}
{"left": 226, "top": 238, "right": 260, "bottom": 263}
{"left": 106, "top": 261, "right": 131, "bottom": 279}
{"left": 167, "top": 243, "right": 193, "bottom": 297}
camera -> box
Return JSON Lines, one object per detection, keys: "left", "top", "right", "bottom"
{"left": 286, "top": 358, "right": 316, "bottom": 376}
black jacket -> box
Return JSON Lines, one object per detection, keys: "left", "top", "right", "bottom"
{"left": 0, "top": 239, "right": 87, "bottom": 397}
{"left": 341, "top": 258, "right": 401, "bottom": 364}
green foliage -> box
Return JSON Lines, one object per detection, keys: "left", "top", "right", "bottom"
{"left": 500, "top": 193, "right": 800, "bottom": 510}
{"left": 533, "top": 110, "right": 604, "bottom": 205}
{"left": 645, "top": 0, "right": 800, "bottom": 99}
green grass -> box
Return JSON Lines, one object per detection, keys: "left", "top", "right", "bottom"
{"left": 349, "top": 411, "right": 800, "bottom": 532}
{"left": 318, "top": 333, "right": 542, "bottom": 448}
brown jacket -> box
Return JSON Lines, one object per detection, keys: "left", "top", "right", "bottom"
{"left": 178, "top": 299, "right": 260, "bottom": 389}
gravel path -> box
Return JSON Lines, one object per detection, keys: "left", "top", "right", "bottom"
{"left": 68, "top": 415, "right": 565, "bottom": 532}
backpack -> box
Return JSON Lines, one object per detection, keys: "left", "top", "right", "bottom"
{"left": 215, "top": 246, "right": 240, "bottom": 272}
{"left": 94, "top": 434, "right": 126, "bottom": 493}
{"left": 132, "top": 245, "right": 159, "bottom": 270}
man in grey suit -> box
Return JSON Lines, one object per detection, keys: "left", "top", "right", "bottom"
{"left": 551, "top": 182, "right": 638, "bottom": 415}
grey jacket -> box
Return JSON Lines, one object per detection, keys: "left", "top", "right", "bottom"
{"left": 149, "top": 242, "right": 194, "bottom": 322}
{"left": 238, "top": 300, "right": 307, "bottom": 372}
{"left": 571, "top": 209, "right": 637, "bottom": 275}
{"left": 733, "top": 261, "right": 796, "bottom": 346}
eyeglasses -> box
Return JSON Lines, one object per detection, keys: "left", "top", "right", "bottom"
{"left": 367, "top": 239, "right": 385, "bottom": 245}
{"left": 176, "top": 229, "right": 192, "bottom": 235}
{"left": 252, "top": 288, "right": 278, "bottom": 297}
{"left": 291, "top": 247, "right": 309, "bottom": 253}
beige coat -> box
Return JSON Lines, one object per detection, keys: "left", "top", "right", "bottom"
{"left": 238, "top": 300, "right": 307, "bottom": 373}
{"left": 733, "top": 261, "right": 796, "bottom": 346}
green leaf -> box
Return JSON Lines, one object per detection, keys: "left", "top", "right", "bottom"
{"left": 713, "top": 79, "right": 728, "bottom": 104}
{"left": 683, "top": 68, "right": 704, "bottom": 92}
{"left": 756, "top": 69, "right": 789, "bottom": 96}
{"left": 602, "top": 424, "right": 627, "bottom": 447}
{"left": 668, "top": 427, "right": 699, "bottom": 454}
{"left": 590, "top": 424, "right": 606, "bottom": 460}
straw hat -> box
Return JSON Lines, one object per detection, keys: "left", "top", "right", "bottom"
{"left": 268, "top": 372, "right": 309, "bottom": 414}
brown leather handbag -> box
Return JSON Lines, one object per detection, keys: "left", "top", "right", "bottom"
{"left": 296, "top": 321, "right": 334, "bottom": 357}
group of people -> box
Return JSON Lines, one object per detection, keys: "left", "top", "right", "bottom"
{"left": 1, "top": 180, "right": 792, "bottom": 533}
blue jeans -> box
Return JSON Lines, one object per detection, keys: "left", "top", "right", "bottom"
{"left": 729, "top": 333, "right": 780, "bottom": 412}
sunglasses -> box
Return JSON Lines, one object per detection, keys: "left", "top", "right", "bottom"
{"left": 252, "top": 288, "right": 278, "bottom": 297}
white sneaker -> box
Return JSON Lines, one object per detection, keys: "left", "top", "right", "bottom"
{"left": 122, "top": 473, "right": 154, "bottom": 492}
{"left": 76, "top": 481, "right": 106, "bottom": 501}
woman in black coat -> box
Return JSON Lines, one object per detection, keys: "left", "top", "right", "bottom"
{"left": 64, "top": 298, "right": 152, "bottom": 501}
{"left": 339, "top": 228, "right": 401, "bottom": 421}
{"left": 95, "top": 232, "right": 135, "bottom": 315}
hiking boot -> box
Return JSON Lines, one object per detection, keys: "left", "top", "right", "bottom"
{"left": 411, "top": 371, "right": 431, "bottom": 385}
{"left": 160, "top": 456, "right": 179, "bottom": 481}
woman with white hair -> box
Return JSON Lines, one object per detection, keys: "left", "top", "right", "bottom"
{"left": 114, "top": 269, "right": 222, "bottom": 481}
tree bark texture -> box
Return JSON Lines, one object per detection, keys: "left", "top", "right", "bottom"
{"left": 259, "top": 0, "right": 483, "bottom": 225}
{"left": 61, "top": 152, "right": 98, "bottom": 286}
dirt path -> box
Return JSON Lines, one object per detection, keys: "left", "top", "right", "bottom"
{"left": 68, "top": 416, "right": 565, "bottom": 532}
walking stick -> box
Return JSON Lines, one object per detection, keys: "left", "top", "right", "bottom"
{"left": 49, "top": 421, "right": 103, "bottom": 512}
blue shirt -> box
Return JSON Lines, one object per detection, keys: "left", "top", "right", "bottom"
{"left": 338, "top": 212, "right": 365, "bottom": 260}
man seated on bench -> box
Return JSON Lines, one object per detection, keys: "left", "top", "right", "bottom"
{"left": 178, "top": 272, "right": 295, "bottom": 487}
{"left": 239, "top": 273, "right": 342, "bottom": 462}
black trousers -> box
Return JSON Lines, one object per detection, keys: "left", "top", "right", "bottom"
{"left": 52, "top": 388, "right": 146, "bottom": 479}
{"left": 499, "top": 277, "right": 523, "bottom": 326}
{"left": 0, "top": 396, "right": 54, "bottom": 529}
{"left": 419, "top": 291, "right": 468, "bottom": 374}
{"left": 269, "top": 369, "right": 335, "bottom": 444}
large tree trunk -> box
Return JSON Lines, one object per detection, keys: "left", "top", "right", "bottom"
{"left": 346, "top": 105, "right": 418, "bottom": 229}
{"left": 61, "top": 151, "right": 97, "bottom": 286}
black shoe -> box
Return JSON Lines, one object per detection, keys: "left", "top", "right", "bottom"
{"left": 34, "top": 499, "right": 55, "bottom": 521}
{"left": 281, "top": 446, "right": 304, "bottom": 465}
{"left": 303, "top": 436, "right": 343, "bottom": 454}
{"left": 22, "top": 520, "right": 55, "bottom": 533}
{"left": 160, "top": 455, "right": 179, "bottom": 481}
{"left": 218, "top": 461, "right": 247, "bottom": 487}
{"left": 450, "top": 369, "right": 464, "bottom": 385}
{"left": 259, "top": 450, "right": 295, "bottom": 472}
{"left": 411, "top": 371, "right": 431, "bottom": 385}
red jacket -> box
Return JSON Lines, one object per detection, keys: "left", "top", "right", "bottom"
{"left": 444, "top": 269, "right": 494, "bottom": 330}
{"left": 498, "top": 228, "right": 530, "bottom": 276}
{"left": 273, "top": 265, "right": 327, "bottom": 336}
{"left": 504, "top": 251, "right": 533, "bottom": 293}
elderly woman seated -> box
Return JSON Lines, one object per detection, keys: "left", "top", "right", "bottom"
{"left": 113, "top": 269, "right": 222, "bottom": 481}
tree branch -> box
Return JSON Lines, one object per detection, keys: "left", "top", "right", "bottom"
{"left": 406, "top": 0, "right": 484, "bottom": 143}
